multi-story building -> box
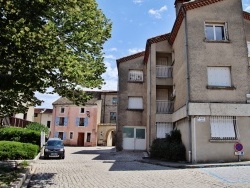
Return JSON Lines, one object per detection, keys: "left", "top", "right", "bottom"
{"left": 117, "top": 0, "right": 250, "bottom": 163}
{"left": 34, "top": 108, "right": 53, "bottom": 129}
{"left": 50, "top": 91, "right": 117, "bottom": 146}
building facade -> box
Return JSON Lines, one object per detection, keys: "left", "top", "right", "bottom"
{"left": 117, "top": 0, "right": 250, "bottom": 163}
{"left": 34, "top": 108, "right": 53, "bottom": 130}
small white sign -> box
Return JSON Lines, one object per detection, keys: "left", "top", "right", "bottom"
{"left": 197, "top": 117, "right": 206, "bottom": 122}
{"left": 235, "top": 151, "right": 244, "bottom": 156}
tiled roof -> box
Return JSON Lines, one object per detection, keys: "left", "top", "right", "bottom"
{"left": 52, "top": 97, "right": 74, "bottom": 105}
{"left": 243, "top": 11, "right": 250, "bottom": 21}
{"left": 143, "top": 33, "right": 171, "bottom": 63}
{"left": 116, "top": 51, "right": 145, "bottom": 64}
{"left": 34, "top": 108, "right": 53, "bottom": 114}
{"left": 169, "top": 0, "right": 225, "bottom": 45}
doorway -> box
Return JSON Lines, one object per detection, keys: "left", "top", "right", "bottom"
{"left": 123, "top": 127, "right": 146, "bottom": 150}
{"left": 78, "top": 133, "right": 85, "bottom": 146}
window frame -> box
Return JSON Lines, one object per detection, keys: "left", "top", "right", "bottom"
{"left": 112, "top": 97, "right": 118, "bottom": 105}
{"left": 59, "top": 117, "right": 65, "bottom": 126}
{"left": 204, "top": 22, "right": 228, "bottom": 42}
{"left": 128, "top": 97, "right": 143, "bottom": 110}
{"left": 128, "top": 70, "right": 143, "bottom": 82}
{"left": 86, "top": 133, "right": 91, "bottom": 142}
{"left": 69, "top": 132, "right": 73, "bottom": 140}
{"left": 210, "top": 116, "right": 237, "bottom": 140}
{"left": 80, "top": 108, "right": 85, "bottom": 114}
{"left": 110, "top": 112, "right": 117, "bottom": 123}
{"left": 60, "top": 107, "right": 65, "bottom": 113}
{"left": 79, "top": 118, "right": 85, "bottom": 126}
{"left": 207, "top": 66, "right": 232, "bottom": 88}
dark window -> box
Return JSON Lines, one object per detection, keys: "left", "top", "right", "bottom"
{"left": 47, "top": 121, "right": 51, "bottom": 128}
{"left": 87, "top": 133, "right": 91, "bottom": 142}
{"left": 58, "top": 132, "right": 64, "bottom": 140}
{"left": 60, "top": 108, "right": 65, "bottom": 113}
{"left": 59, "top": 117, "right": 65, "bottom": 126}
{"left": 80, "top": 108, "right": 84, "bottom": 113}
{"left": 34, "top": 113, "right": 38, "bottom": 117}
{"left": 70, "top": 132, "right": 73, "bottom": 139}
{"left": 112, "top": 97, "right": 117, "bottom": 105}
{"left": 79, "top": 118, "right": 85, "bottom": 126}
{"left": 110, "top": 112, "right": 116, "bottom": 123}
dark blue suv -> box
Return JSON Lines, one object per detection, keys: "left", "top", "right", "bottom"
{"left": 44, "top": 138, "right": 65, "bottom": 159}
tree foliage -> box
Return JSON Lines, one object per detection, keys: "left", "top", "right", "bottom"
{"left": 0, "top": 0, "right": 112, "bottom": 117}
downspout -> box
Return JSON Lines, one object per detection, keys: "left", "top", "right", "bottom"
{"left": 149, "top": 48, "right": 152, "bottom": 150}
{"left": 183, "top": 7, "right": 192, "bottom": 163}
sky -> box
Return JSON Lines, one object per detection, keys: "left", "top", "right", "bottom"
{"left": 36, "top": 0, "right": 250, "bottom": 109}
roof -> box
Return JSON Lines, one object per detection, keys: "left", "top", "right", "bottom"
{"left": 116, "top": 51, "right": 145, "bottom": 64}
{"left": 243, "top": 11, "right": 250, "bottom": 21}
{"left": 34, "top": 108, "right": 53, "bottom": 114}
{"left": 143, "top": 33, "right": 170, "bottom": 63}
{"left": 52, "top": 97, "right": 74, "bottom": 105}
{"left": 169, "top": 0, "right": 225, "bottom": 45}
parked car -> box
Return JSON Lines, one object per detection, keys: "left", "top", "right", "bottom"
{"left": 44, "top": 138, "right": 65, "bottom": 159}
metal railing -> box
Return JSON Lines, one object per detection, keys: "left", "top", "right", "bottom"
{"left": 156, "top": 66, "right": 173, "bottom": 78}
{"left": 156, "top": 100, "right": 174, "bottom": 114}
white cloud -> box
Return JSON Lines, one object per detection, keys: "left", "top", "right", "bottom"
{"left": 107, "top": 47, "right": 117, "bottom": 52}
{"left": 101, "top": 61, "right": 118, "bottom": 90}
{"left": 245, "top": 5, "right": 250, "bottom": 12}
{"left": 133, "top": 0, "right": 143, "bottom": 4}
{"left": 104, "top": 54, "right": 116, "bottom": 60}
{"left": 35, "top": 92, "right": 60, "bottom": 109}
{"left": 148, "top": 5, "right": 168, "bottom": 19}
{"left": 128, "top": 48, "right": 144, "bottom": 54}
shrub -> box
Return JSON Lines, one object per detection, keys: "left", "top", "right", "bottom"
{"left": 0, "top": 141, "right": 39, "bottom": 160}
{"left": 150, "top": 129, "right": 186, "bottom": 162}
{"left": 26, "top": 122, "right": 49, "bottom": 136}
{"left": 0, "top": 127, "right": 40, "bottom": 146}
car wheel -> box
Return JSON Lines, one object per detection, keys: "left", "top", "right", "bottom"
{"left": 61, "top": 156, "right": 65, "bottom": 159}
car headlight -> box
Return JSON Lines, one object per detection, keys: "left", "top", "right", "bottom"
{"left": 44, "top": 149, "right": 49, "bottom": 152}
{"left": 60, "top": 148, "right": 64, "bottom": 151}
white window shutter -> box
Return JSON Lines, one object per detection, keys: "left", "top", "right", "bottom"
{"left": 128, "top": 97, "right": 143, "bottom": 109}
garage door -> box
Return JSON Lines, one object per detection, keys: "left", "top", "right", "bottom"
{"left": 123, "top": 127, "right": 146, "bottom": 150}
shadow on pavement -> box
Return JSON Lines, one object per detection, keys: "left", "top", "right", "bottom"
{"left": 28, "top": 173, "right": 56, "bottom": 188}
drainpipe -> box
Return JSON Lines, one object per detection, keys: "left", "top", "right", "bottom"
{"left": 149, "top": 47, "right": 152, "bottom": 150}
{"left": 183, "top": 7, "right": 192, "bottom": 163}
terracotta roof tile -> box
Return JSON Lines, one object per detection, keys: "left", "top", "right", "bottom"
{"left": 243, "top": 11, "right": 250, "bottom": 21}
{"left": 52, "top": 97, "right": 74, "bottom": 105}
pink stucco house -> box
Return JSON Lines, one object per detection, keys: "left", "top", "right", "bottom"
{"left": 51, "top": 97, "right": 98, "bottom": 146}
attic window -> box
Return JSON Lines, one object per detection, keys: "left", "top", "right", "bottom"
{"left": 205, "top": 22, "right": 228, "bottom": 41}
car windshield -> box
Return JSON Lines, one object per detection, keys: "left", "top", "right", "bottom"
{"left": 47, "top": 140, "right": 63, "bottom": 147}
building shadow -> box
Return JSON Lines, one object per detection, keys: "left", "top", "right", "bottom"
{"left": 28, "top": 173, "right": 56, "bottom": 187}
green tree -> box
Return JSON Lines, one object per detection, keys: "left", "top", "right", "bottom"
{"left": 0, "top": 0, "right": 111, "bottom": 117}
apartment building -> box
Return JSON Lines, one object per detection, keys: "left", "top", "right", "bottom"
{"left": 117, "top": 0, "right": 250, "bottom": 163}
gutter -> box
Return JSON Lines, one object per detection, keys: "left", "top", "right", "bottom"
{"left": 149, "top": 46, "right": 152, "bottom": 150}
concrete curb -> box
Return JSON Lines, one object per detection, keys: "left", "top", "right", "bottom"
{"left": 139, "top": 159, "right": 250, "bottom": 169}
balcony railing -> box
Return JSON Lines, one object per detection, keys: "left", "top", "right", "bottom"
{"left": 156, "top": 100, "right": 174, "bottom": 114}
{"left": 156, "top": 66, "right": 173, "bottom": 78}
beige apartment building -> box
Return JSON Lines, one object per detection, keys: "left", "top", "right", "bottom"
{"left": 116, "top": 0, "right": 250, "bottom": 163}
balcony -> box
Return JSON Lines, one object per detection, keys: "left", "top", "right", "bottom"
{"left": 156, "top": 100, "right": 174, "bottom": 114}
{"left": 156, "top": 66, "right": 173, "bottom": 78}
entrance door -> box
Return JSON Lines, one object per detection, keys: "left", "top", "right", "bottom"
{"left": 123, "top": 127, "right": 146, "bottom": 150}
{"left": 78, "top": 133, "right": 85, "bottom": 146}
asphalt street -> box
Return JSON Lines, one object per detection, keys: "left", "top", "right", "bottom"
{"left": 28, "top": 146, "right": 250, "bottom": 188}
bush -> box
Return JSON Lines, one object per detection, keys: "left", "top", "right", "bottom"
{"left": 0, "top": 141, "right": 39, "bottom": 160}
{"left": 0, "top": 127, "right": 40, "bottom": 146}
{"left": 26, "top": 122, "right": 49, "bottom": 136}
{"left": 150, "top": 129, "right": 186, "bottom": 162}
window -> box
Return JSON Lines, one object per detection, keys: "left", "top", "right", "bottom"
{"left": 34, "top": 113, "right": 38, "bottom": 117}
{"left": 70, "top": 132, "right": 73, "bottom": 139}
{"left": 112, "top": 97, "right": 117, "bottom": 105}
{"left": 156, "top": 122, "right": 173, "bottom": 138}
{"left": 128, "top": 70, "right": 143, "bottom": 82}
{"left": 59, "top": 117, "right": 65, "bottom": 126}
{"left": 87, "top": 133, "right": 91, "bottom": 142}
{"left": 123, "top": 127, "right": 134, "bottom": 138}
{"left": 207, "top": 67, "right": 231, "bottom": 87}
{"left": 210, "top": 116, "right": 237, "bottom": 140}
{"left": 60, "top": 107, "right": 65, "bottom": 113}
{"left": 80, "top": 108, "right": 84, "bottom": 113}
{"left": 128, "top": 97, "right": 143, "bottom": 110}
{"left": 58, "top": 132, "right": 64, "bottom": 140}
{"left": 247, "top": 41, "right": 250, "bottom": 57}
{"left": 47, "top": 121, "right": 51, "bottom": 128}
{"left": 205, "top": 22, "right": 228, "bottom": 41}
{"left": 79, "top": 118, "right": 85, "bottom": 126}
{"left": 110, "top": 112, "right": 116, "bottom": 123}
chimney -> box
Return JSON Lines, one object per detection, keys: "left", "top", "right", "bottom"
{"left": 174, "top": 0, "right": 192, "bottom": 15}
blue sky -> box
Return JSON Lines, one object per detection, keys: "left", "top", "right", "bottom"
{"left": 36, "top": 0, "right": 250, "bottom": 108}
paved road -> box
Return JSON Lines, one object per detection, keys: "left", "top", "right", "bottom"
{"left": 28, "top": 147, "right": 250, "bottom": 188}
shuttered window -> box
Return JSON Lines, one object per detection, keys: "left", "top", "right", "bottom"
{"left": 207, "top": 67, "right": 231, "bottom": 87}
{"left": 156, "top": 122, "right": 173, "bottom": 138}
{"left": 210, "top": 116, "right": 237, "bottom": 140}
{"left": 128, "top": 70, "right": 143, "bottom": 82}
{"left": 128, "top": 97, "right": 143, "bottom": 110}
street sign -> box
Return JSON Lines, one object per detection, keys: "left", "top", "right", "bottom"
{"left": 235, "top": 151, "right": 244, "bottom": 156}
{"left": 234, "top": 142, "right": 243, "bottom": 152}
